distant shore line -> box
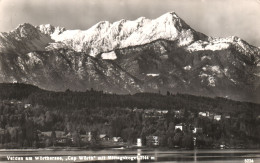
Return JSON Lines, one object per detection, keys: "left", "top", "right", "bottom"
{"left": 0, "top": 146, "right": 259, "bottom": 151}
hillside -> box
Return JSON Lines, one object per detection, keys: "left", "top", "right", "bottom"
{"left": 0, "top": 83, "right": 259, "bottom": 114}
{"left": 0, "top": 83, "right": 259, "bottom": 149}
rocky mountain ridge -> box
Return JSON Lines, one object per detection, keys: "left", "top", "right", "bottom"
{"left": 0, "top": 12, "right": 260, "bottom": 103}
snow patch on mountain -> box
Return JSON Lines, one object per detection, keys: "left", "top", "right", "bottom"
{"left": 208, "top": 76, "right": 216, "bottom": 87}
{"left": 184, "top": 65, "right": 191, "bottom": 70}
{"left": 147, "top": 73, "right": 160, "bottom": 77}
{"left": 202, "top": 65, "right": 222, "bottom": 75}
{"left": 26, "top": 52, "right": 42, "bottom": 65}
{"left": 160, "top": 54, "right": 168, "bottom": 60}
{"left": 178, "top": 29, "right": 195, "bottom": 46}
{"left": 201, "top": 56, "right": 211, "bottom": 60}
{"left": 199, "top": 73, "right": 216, "bottom": 87}
{"left": 230, "top": 78, "right": 237, "bottom": 84}
{"left": 206, "top": 43, "right": 230, "bottom": 51}
{"left": 159, "top": 46, "right": 167, "bottom": 54}
{"left": 236, "top": 38, "right": 248, "bottom": 52}
{"left": 187, "top": 40, "right": 230, "bottom": 52}
{"left": 101, "top": 51, "right": 117, "bottom": 60}
{"left": 199, "top": 73, "right": 208, "bottom": 78}
{"left": 52, "top": 30, "right": 82, "bottom": 42}
{"left": 17, "top": 57, "right": 25, "bottom": 71}
{"left": 210, "top": 66, "right": 221, "bottom": 74}
{"left": 45, "top": 42, "right": 68, "bottom": 51}
{"left": 37, "top": 24, "right": 65, "bottom": 36}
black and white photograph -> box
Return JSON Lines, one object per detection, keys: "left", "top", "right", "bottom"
{"left": 0, "top": 0, "right": 260, "bottom": 162}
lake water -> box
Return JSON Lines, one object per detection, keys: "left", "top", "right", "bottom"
{"left": 0, "top": 149, "right": 259, "bottom": 163}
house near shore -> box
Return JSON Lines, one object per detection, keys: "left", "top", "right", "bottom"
{"left": 175, "top": 123, "right": 183, "bottom": 131}
{"left": 40, "top": 131, "right": 65, "bottom": 137}
{"left": 156, "top": 110, "right": 169, "bottom": 114}
{"left": 199, "top": 112, "right": 207, "bottom": 117}
{"left": 24, "top": 103, "right": 32, "bottom": 108}
{"left": 214, "top": 115, "right": 221, "bottom": 121}
{"left": 192, "top": 127, "right": 203, "bottom": 134}
{"left": 137, "top": 138, "right": 142, "bottom": 147}
{"left": 57, "top": 137, "right": 69, "bottom": 144}
{"left": 113, "top": 137, "right": 123, "bottom": 142}
{"left": 99, "top": 134, "right": 110, "bottom": 141}
{"left": 144, "top": 109, "right": 155, "bottom": 114}
{"left": 37, "top": 130, "right": 72, "bottom": 145}
{"left": 133, "top": 107, "right": 144, "bottom": 112}
{"left": 146, "top": 136, "right": 159, "bottom": 146}
{"left": 78, "top": 132, "right": 92, "bottom": 142}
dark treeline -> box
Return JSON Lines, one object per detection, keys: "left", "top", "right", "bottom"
{"left": 0, "top": 83, "right": 259, "bottom": 114}
{"left": 0, "top": 83, "right": 260, "bottom": 149}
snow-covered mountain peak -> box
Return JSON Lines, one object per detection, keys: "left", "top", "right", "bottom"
{"left": 91, "top": 21, "right": 111, "bottom": 30}
{"left": 157, "top": 11, "right": 179, "bottom": 20}
{"left": 37, "top": 24, "right": 66, "bottom": 35}
{"left": 186, "top": 35, "right": 260, "bottom": 60}
{"left": 13, "top": 23, "right": 40, "bottom": 39}
{"left": 37, "top": 24, "right": 55, "bottom": 34}
{"left": 136, "top": 17, "right": 146, "bottom": 22}
{"left": 43, "top": 12, "right": 199, "bottom": 56}
{"left": 156, "top": 11, "right": 189, "bottom": 29}
{"left": 2, "top": 12, "right": 257, "bottom": 59}
{"left": 117, "top": 19, "right": 127, "bottom": 23}
{"left": 0, "top": 23, "right": 54, "bottom": 54}
{"left": 15, "top": 23, "right": 35, "bottom": 31}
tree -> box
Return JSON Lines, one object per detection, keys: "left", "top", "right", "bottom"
{"left": 51, "top": 130, "right": 56, "bottom": 147}
{"left": 72, "top": 131, "right": 81, "bottom": 147}
{"left": 25, "top": 120, "right": 34, "bottom": 146}
{"left": 173, "top": 129, "right": 183, "bottom": 146}
{"left": 182, "top": 134, "right": 193, "bottom": 149}
{"left": 8, "top": 127, "right": 18, "bottom": 143}
{"left": 122, "top": 128, "right": 135, "bottom": 144}
{"left": 111, "top": 118, "right": 125, "bottom": 137}
{"left": 45, "top": 138, "right": 52, "bottom": 147}
{"left": 167, "top": 137, "right": 173, "bottom": 148}
{"left": 90, "top": 129, "right": 99, "bottom": 146}
{"left": 167, "top": 122, "right": 175, "bottom": 135}
{"left": 159, "top": 134, "right": 167, "bottom": 147}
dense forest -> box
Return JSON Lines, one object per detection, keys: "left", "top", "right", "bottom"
{"left": 0, "top": 83, "right": 259, "bottom": 149}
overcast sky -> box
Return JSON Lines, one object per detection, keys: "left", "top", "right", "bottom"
{"left": 0, "top": 0, "right": 260, "bottom": 46}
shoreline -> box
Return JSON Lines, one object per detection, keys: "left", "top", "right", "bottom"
{"left": 0, "top": 146, "right": 259, "bottom": 152}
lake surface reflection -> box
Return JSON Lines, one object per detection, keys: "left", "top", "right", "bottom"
{"left": 0, "top": 149, "right": 259, "bottom": 163}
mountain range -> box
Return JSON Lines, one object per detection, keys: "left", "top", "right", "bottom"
{"left": 0, "top": 12, "right": 260, "bottom": 103}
